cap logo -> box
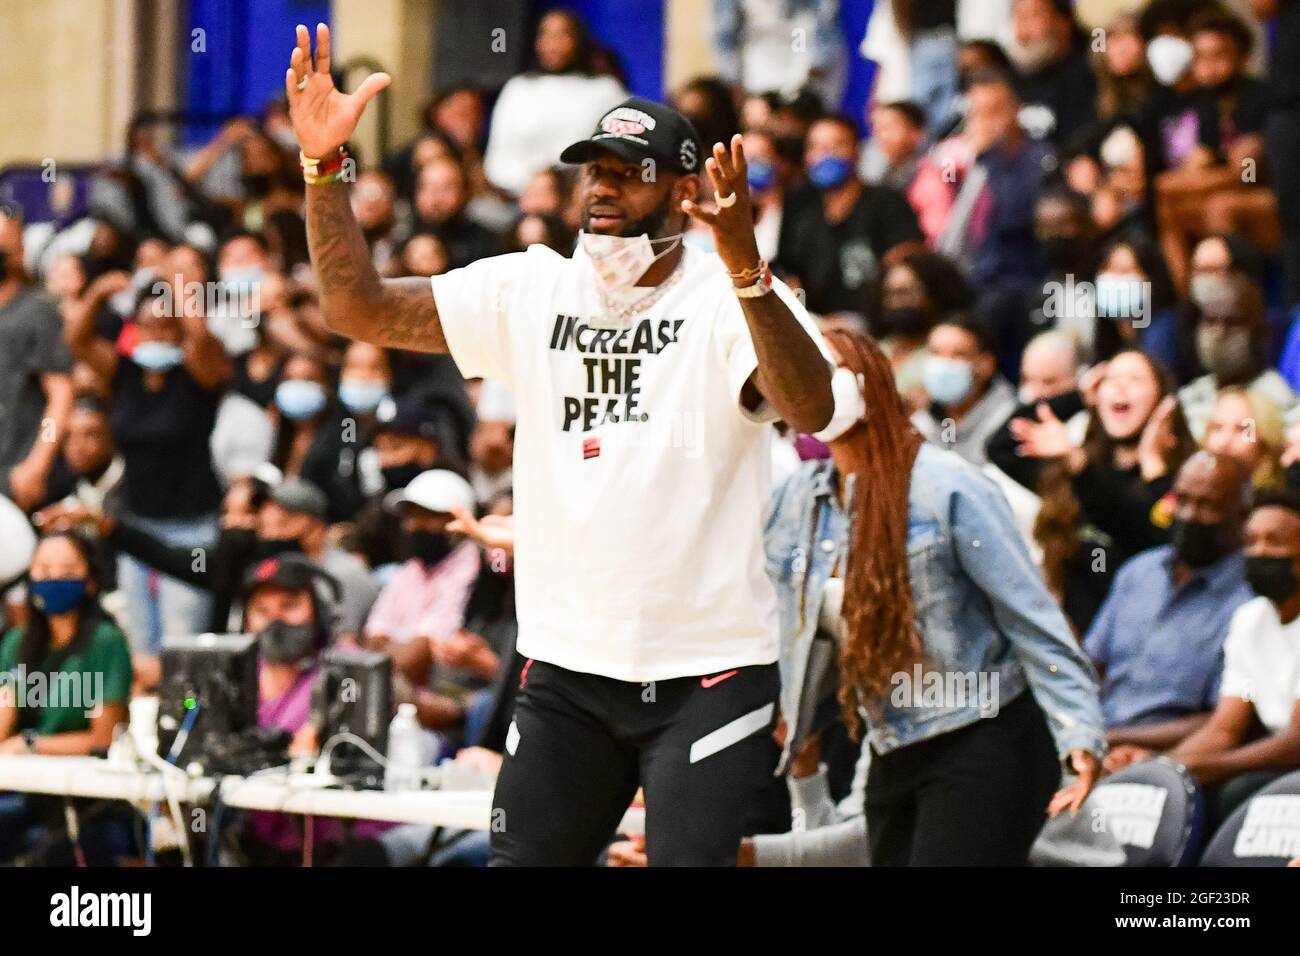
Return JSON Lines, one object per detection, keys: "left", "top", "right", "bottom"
{"left": 600, "top": 107, "right": 657, "bottom": 138}
{"left": 679, "top": 139, "right": 698, "bottom": 170}
{"left": 255, "top": 558, "right": 280, "bottom": 581}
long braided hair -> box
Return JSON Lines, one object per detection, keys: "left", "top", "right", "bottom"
{"left": 820, "top": 328, "right": 925, "bottom": 736}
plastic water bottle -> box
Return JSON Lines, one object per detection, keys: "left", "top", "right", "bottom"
{"left": 385, "top": 703, "right": 424, "bottom": 792}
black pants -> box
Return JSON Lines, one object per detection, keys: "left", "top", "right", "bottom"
{"left": 489, "top": 658, "right": 779, "bottom": 866}
{"left": 865, "top": 692, "right": 1060, "bottom": 866}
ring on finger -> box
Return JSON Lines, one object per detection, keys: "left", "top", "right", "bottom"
{"left": 297, "top": 74, "right": 309, "bottom": 91}
{"left": 716, "top": 191, "right": 737, "bottom": 208}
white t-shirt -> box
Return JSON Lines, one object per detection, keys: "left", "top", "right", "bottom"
{"left": 1220, "top": 596, "right": 1300, "bottom": 734}
{"left": 432, "top": 243, "right": 825, "bottom": 681}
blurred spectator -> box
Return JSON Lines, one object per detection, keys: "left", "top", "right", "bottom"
{"left": 364, "top": 470, "right": 481, "bottom": 741}
{"left": 672, "top": 76, "right": 741, "bottom": 162}
{"left": 778, "top": 115, "right": 923, "bottom": 316}
{"left": 32, "top": 395, "right": 124, "bottom": 528}
{"left": 1013, "top": 350, "right": 1197, "bottom": 632}
{"left": 1085, "top": 451, "right": 1253, "bottom": 769}
{"left": 483, "top": 9, "right": 626, "bottom": 195}
{"left": 713, "top": 0, "right": 844, "bottom": 109}
{"left": 936, "top": 70, "right": 1055, "bottom": 375}
{"left": 469, "top": 380, "right": 515, "bottom": 507}
{"left": 876, "top": 250, "right": 974, "bottom": 411}
{"left": 1154, "top": 7, "right": 1276, "bottom": 291}
{"left": 1089, "top": 233, "right": 1179, "bottom": 368}
{"left": 0, "top": 532, "right": 132, "bottom": 863}
{"left": 912, "top": 313, "right": 1015, "bottom": 465}
{"left": 1203, "top": 385, "right": 1288, "bottom": 490}
{"left": 0, "top": 209, "right": 74, "bottom": 512}
{"left": 1009, "top": 0, "right": 1097, "bottom": 146}
{"left": 1166, "top": 488, "right": 1300, "bottom": 828}
{"left": 351, "top": 171, "right": 399, "bottom": 274}
{"left": 1179, "top": 273, "right": 1297, "bottom": 440}
{"left": 406, "top": 157, "right": 499, "bottom": 270}
{"left": 739, "top": 129, "right": 786, "bottom": 263}
{"left": 66, "top": 280, "right": 230, "bottom": 653}
{"left": 986, "top": 329, "right": 1087, "bottom": 503}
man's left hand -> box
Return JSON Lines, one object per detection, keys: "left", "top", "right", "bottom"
{"left": 682, "top": 135, "right": 762, "bottom": 282}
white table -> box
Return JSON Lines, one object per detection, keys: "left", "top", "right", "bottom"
{"left": 217, "top": 772, "right": 646, "bottom": 834}
{"left": 0, "top": 755, "right": 213, "bottom": 804}
{"left": 0, "top": 756, "right": 646, "bottom": 834}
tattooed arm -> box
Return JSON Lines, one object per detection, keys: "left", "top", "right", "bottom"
{"left": 288, "top": 23, "right": 445, "bottom": 352}
{"left": 306, "top": 181, "right": 446, "bottom": 352}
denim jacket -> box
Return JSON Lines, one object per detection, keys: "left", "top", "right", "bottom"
{"left": 765, "top": 442, "right": 1107, "bottom": 773}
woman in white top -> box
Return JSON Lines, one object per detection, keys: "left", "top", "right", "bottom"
{"left": 483, "top": 10, "right": 627, "bottom": 196}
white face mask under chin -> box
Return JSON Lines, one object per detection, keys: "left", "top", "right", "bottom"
{"left": 579, "top": 230, "right": 683, "bottom": 328}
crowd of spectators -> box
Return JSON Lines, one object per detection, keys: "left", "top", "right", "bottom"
{"left": 3, "top": 0, "right": 1300, "bottom": 865}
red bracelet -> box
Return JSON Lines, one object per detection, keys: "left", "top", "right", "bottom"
{"left": 300, "top": 147, "right": 349, "bottom": 185}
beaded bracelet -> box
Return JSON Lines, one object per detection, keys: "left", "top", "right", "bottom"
{"left": 300, "top": 147, "right": 349, "bottom": 185}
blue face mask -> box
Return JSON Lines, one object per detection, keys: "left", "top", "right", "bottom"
{"left": 275, "top": 379, "right": 327, "bottom": 420}
{"left": 132, "top": 341, "right": 184, "bottom": 372}
{"left": 923, "top": 356, "right": 975, "bottom": 406}
{"left": 747, "top": 158, "right": 777, "bottom": 193}
{"left": 31, "top": 578, "right": 88, "bottom": 615}
{"left": 338, "top": 378, "right": 388, "bottom": 414}
{"left": 808, "top": 156, "right": 854, "bottom": 190}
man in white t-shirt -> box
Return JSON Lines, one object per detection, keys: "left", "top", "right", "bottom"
{"left": 284, "top": 24, "right": 833, "bottom": 865}
{"left": 1168, "top": 490, "right": 1300, "bottom": 828}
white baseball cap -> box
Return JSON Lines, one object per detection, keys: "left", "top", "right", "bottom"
{"left": 385, "top": 469, "right": 475, "bottom": 516}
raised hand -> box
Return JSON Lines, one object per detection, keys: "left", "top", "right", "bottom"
{"left": 1137, "top": 395, "right": 1178, "bottom": 481}
{"left": 682, "top": 134, "right": 762, "bottom": 279}
{"left": 285, "top": 23, "right": 390, "bottom": 159}
{"left": 1010, "top": 402, "right": 1073, "bottom": 460}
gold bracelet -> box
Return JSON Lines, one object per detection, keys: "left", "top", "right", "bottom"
{"left": 726, "top": 259, "right": 767, "bottom": 283}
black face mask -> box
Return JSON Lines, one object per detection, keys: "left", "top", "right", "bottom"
{"left": 256, "top": 620, "right": 317, "bottom": 664}
{"left": 1244, "top": 555, "right": 1300, "bottom": 603}
{"left": 1286, "top": 462, "right": 1300, "bottom": 494}
{"left": 257, "top": 536, "right": 304, "bottom": 560}
{"left": 406, "top": 531, "right": 454, "bottom": 567}
{"left": 382, "top": 463, "right": 426, "bottom": 492}
{"left": 882, "top": 306, "right": 931, "bottom": 339}
{"left": 1170, "top": 518, "right": 1235, "bottom": 569}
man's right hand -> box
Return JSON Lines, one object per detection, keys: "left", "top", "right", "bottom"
{"left": 285, "top": 23, "right": 390, "bottom": 160}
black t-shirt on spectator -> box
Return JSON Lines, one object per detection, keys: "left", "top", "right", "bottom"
{"left": 0, "top": 288, "right": 73, "bottom": 480}
{"left": 1017, "top": 49, "right": 1098, "bottom": 149}
{"left": 1273, "top": 0, "right": 1300, "bottom": 109}
{"left": 110, "top": 360, "right": 223, "bottom": 519}
{"left": 777, "top": 183, "right": 923, "bottom": 315}
{"left": 1193, "top": 78, "right": 1272, "bottom": 157}
{"left": 417, "top": 215, "right": 499, "bottom": 270}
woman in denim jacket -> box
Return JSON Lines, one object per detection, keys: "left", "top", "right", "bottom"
{"left": 766, "top": 329, "right": 1106, "bottom": 865}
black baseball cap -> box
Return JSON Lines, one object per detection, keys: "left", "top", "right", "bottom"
{"left": 240, "top": 553, "right": 338, "bottom": 603}
{"left": 373, "top": 396, "right": 440, "bottom": 442}
{"left": 560, "top": 96, "right": 703, "bottom": 175}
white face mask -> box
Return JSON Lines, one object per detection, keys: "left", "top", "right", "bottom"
{"left": 579, "top": 230, "right": 682, "bottom": 323}
{"left": 1147, "top": 36, "right": 1194, "bottom": 86}
{"left": 813, "top": 367, "right": 867, "bottom": 443}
